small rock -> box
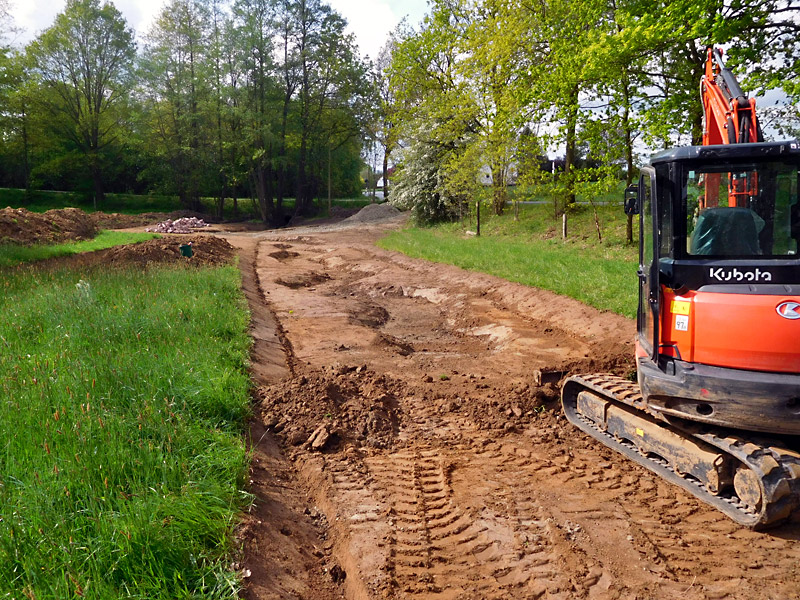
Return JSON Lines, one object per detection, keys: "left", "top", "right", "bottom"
{"left": 286, "top": 429, "right": 306, "bottom": 446}
{"left": 307, "top": 424, "right": 331, "bottom": 451}
{"left": 511, "top": 405, "right": 523, "bottom": 418}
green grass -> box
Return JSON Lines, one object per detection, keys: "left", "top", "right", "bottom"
{"left": 379, "top": 201, "right": 640, "bottom": 318}
{"left": 0, "top": 264, "right": 252, "bottom": 598}
{"left": 0, "top": 231, "right": 160, "bottom": 268}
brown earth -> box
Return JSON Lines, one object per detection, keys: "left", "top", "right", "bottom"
{"left": 222, "top": 216, "right": 800, "bottom": 600}
{"left": 0, "top": 207, "right": 97, "bottom": 245}
{"left": 8, "top": 234, "right": 236, "bottom": 272}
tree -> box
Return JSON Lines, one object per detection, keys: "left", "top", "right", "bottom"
{"left": 28, "top": 0, "right": 135, "bottom": 208}
{"left": 140, "top": 0, "right": 214, "bottom": 210}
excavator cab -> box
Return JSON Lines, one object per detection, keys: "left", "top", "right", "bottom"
{"left": 631, "top": 140, "right": 800, "bottom": 434}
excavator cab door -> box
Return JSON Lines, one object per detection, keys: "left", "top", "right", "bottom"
{"left": 637, "top": 167, "right": 660, "bottom": 361}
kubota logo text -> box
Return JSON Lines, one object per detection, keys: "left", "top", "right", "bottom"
{"left": 776, "top": 301, "right": 800, "bottom": 320}
{"left": 708, "top": 267, "right": 772, "bottom": 282}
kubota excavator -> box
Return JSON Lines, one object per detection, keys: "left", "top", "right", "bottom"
{"left": 561, "top": 47, "right": 800, "bottom": 528}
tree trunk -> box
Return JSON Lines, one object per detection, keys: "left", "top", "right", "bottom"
{"left": 491, "top": 163, "right": 506, "bottom": 215}
{"left": 622, "top": 76, "right": 635, "bottom": 245}
{"left": 475, "top": 198, "right": 481, "bottom": 237}
{"left": 563, "top": 84, "right": 579, "bottom": 211}
{"left": 382, "top": 147, "right": 390, "bottom": 199}
{"left": 92, "top": 162, "right": 104, "bottom": 210}
{"left": 21, "top": 104, "right": 31, "bottom": 204}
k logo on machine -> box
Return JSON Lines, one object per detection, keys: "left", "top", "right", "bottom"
{"left": 776, "top": 301, "right": 800, "bottom": 320}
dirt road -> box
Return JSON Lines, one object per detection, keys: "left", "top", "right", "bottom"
{"left": 223, "top": 215, "right": 800, "bottom": 600}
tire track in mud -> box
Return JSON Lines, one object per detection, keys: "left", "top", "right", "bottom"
{"left": 364, "top": 448, "right": 570, "bottom": 599}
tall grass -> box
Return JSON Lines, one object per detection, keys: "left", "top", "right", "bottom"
{"left": 0, "top": 265, "right": 251, "bottom": 598}
{"left": 379, "top": 202, "right": 639, "bottom": 318}
{"left": 0, "top": 231, "right": 159, "bottom": 267}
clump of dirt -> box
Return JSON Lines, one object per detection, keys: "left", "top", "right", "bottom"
{"left": 268, "top": 249, "right": 300, "bottom": 261}
{"left": 0, "top": 207, "right": 97, "bottom": 245}
{"left": 342, "top": 203, "right": 402, "bottom": 224}
{"left": 275, "top": 271, "right": 331, "bottom": 289}
{"left": 350, "top": 304, "right": 390, "bottom": 328}
{"left": 257, "top": 365, "right": 404, "bottom": 451}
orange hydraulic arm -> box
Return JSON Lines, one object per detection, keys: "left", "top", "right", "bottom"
{"left": 700, "top": 47, "right": 763, "bottom": 208}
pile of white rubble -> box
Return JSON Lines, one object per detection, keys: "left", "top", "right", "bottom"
{"left": 145, "top": 217, "right": 210, "bottom": 234}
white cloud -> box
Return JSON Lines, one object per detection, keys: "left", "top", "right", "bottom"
{"left": 8, "top": 0, "right": 163, "bottom": 44}
{"left": 328, "top": 0, "right": 428, "bottom": 61}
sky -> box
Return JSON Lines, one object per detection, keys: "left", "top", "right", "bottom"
{"left": 7, "top": 0, "right": 430, "bottom": 60}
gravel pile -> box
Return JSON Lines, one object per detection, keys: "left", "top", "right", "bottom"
{"left": 342, "top": 203, "right": 401, "bottom": 224}
{"left": 146, "top": 216, "right": 210, "bottom": 234}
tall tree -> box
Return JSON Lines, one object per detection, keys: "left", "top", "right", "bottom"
{"left": 28, "top": 0, "right": 135, "bottom": 208}
{"left": 141, "top": 0, "right": 213, "bottom": 209}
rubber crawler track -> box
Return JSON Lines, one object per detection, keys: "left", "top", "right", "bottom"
{"left": 562, "top": 373, "right": 800, "bottom": 529}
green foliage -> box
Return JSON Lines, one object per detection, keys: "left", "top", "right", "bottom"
{"left": 0, "top": 231, "right": 158, "bottom": 267}
{"left": 27, "top": 0, "right": 136, "bottom": 207}
{"left": 379, "top": 200, "right": 639, "bottom": 318}
{"left": 0, "top": 264, "right": 251, "bottom": 598}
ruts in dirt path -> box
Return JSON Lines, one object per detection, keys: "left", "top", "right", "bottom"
{"left": 224, "top": 220, "right": 800, "bottom": 600}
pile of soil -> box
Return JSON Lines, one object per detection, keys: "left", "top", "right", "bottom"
{"left": 99, "top": 235, "right": 235, "bottom": 267}
{"left": 257, "top": 364, "right": 404, "bottom": 452}
{"left": 19, "top": 235, "right": 236, "bottom": 271}
{"left": 342, "top": 203, "right": 402, "bottom": 224}
{"left": 0, "top": 207, "right": 97, "bottom": 245}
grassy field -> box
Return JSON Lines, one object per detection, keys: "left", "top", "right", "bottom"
{"left": 0, "top": 231, "right": 159, "bottom": 267}
{"left": 0, "top": 187, "right": 374, "bottom": 218}
{"left": 0, "top": 264, "right": 251, "bottom": 598}
{"left": 380, "top": 200, "right": 640, "bottom": 318}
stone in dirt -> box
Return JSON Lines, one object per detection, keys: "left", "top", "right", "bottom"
{"left": 307, "top": 424, "right": 331, "bottom": 451}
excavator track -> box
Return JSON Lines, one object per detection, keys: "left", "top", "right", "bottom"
{"left": 562, "top": 374, "right": 800, "bottom": 529}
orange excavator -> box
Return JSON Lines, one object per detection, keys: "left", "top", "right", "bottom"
{"left": 562, "top": 47, "right": 800, "bottom": 528}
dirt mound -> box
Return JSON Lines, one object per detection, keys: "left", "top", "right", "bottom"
{"left": 99, "top": 235, "right": 234, "bottom": 267}
{"left": 0, "top": 207, "right": 97, "bottom": 245}
{"left": 17, "top": 235, "right": 236, "bottom": 272}
{"left": 257, "top": 365, "right": 404, "bottom": 451}
{"left": 342, "top": 203, "right": 402, "bottom": 224}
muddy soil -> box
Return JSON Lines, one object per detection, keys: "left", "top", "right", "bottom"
{"left": 224, "top": 217, "right": 800, "bottom": 600}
